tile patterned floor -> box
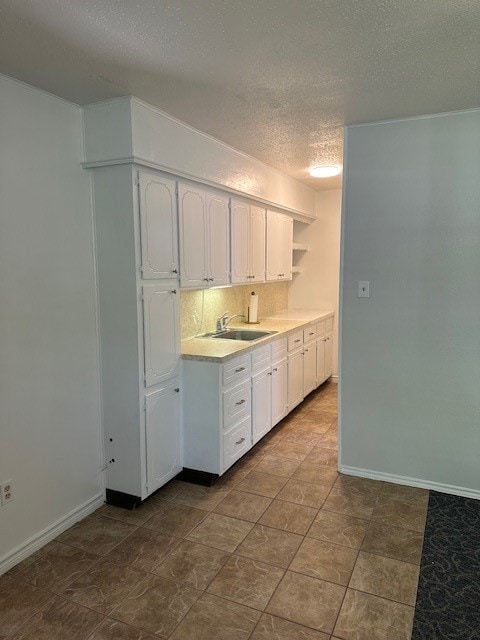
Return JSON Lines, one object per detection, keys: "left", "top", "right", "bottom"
{"left": 1, "top": 381, "right": 428, "bottom": 640}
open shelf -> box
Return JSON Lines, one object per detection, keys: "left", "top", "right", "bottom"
{"left": 292, "top": 242, "right": 309, "bottom": 251}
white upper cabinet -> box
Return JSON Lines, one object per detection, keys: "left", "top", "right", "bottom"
{"left": 266, "top": 210, "right": 293, "bottom": 281}
{"left": 207, "top": 192, "right": 230, "bottom": 286}
{"left": 179, "top": 182, "right": 230, "bottom": 288}
{"left": 231, "top": 200, "right": 250, "bottom": 283}
{"left": 142, "top": 283, "right": 179, "bottom": 387}
{"left": 231, "top": 200, "right": 266, "bottom": 284}
{"left": 138, "top": 172, "right": 179, "bottom": 279}
{"left": 250, "top": 205, "right": 266, "bottom": 281}
{"left": 178, "top": 184, "right": 208, "bottom": 288}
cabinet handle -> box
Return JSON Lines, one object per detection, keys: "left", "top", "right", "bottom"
{"left": 309, "top": 332, "right": 315, "bottom": 336}
{"left": 251, "top": 275, "right": 255, "bottom": 279}
{"left": 235, "top": 367, "right": 246, "bottom": 372}
{"left": 294, "top": 339, "right": 301, "bottom": 343}
{"left": 171, "top": 268, "right": 178, "bottom": 274}
{"left": 174, "top": 388, "right": 180, "bottom": 393}
{"left": 235, "top": 437, "right": 246, "bottom": 445}
{"left": 268, "top": 372, "right": 272, "bottom": 376}
{"left": 209, "top": 277, "right": 214, "bottom": 281}
{"left": 203, "top": 277, "right": 209, "bottom": 282}
{"left": 273, "top": 367, "right": 278, "bottom": 372}
{"left": 171, "top": 289, "right": 177, "bottom": 294}
{"left": 235, "top": 399, "right": 246, "bottom": 405}
{"left": 305, "top": 349, "right": 308, "bottom": 353}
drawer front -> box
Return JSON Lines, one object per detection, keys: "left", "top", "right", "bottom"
{"left": 271, "top": 337, "right": 288, "bottom": 362}
{"left": 223, "top": 380, "right": 251, "bottom": 428}
{"left": 222, "top": 355, "right": 251, "bottom": 386}
{"left": 316, "top": 320, "right": 326, "bottom": 339}
{"left": 325, "top": 315, "right": 334, "bottom": 334}
{"left": 303, "top": 325, "right": 317, "bottom": 343}
{"left": 223, "top": 417, "right": 251, "bottom": 471}
{"left": 288, "top": 330, "right": 304, "bottom": 352}
{"left": 252, "top": 344, "right": 271, "bottom": 373}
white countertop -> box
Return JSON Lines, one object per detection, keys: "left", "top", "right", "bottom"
{"left": 181, "top": 308, "right": 334, "bottom": 362}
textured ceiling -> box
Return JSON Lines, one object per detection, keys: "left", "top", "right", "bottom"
{"left": 1, "top": 1, "right": 479, "bottom": 190}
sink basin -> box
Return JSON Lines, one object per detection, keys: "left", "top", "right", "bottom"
{"left": 202, "top": 330, "right": 276, "bottom": 341}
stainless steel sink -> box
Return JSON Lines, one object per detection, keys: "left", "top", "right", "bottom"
{"left": 202, "top": 330, "right": 276, "bottom": 341}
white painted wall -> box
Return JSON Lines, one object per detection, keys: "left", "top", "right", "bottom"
{"left": 340, "top": 109, "right": 480, "bottom": 496}
{"left": 0, "top": 75, "right": 103, "bottom": 571}
{"left": 288, "top": 190, "right": 342, "bottom": 374}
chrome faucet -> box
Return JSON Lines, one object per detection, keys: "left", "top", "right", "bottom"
{"left": 216, "top": 312, "right": 230, "bottom": 332}
{"left": 225, "top": 313, "right": 246, "bottom": 328}
{"left": 216, "top": 312, "right": 246, "bottom": 332}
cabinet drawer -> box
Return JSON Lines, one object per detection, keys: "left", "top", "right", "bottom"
{"left": 223, "top": 418, "right": 251, "bottom": 471}
{"left": 316, "top": 320, "right": 326, "bottom": 339}
{"left": 288, "top": 330, "right": 304, "bottom": 351}
{"left": 325, "top": 316, "right": 334, "bottom": 334}
{"left": 251, "top": 344, "right": 271, "bottom": 373}
{"left": 222, "top": 355, "right": 251, "bottom": 386}
{"left": 271, "top": 337, "right": 288, "bottom": 362}
{"left": 303, "top": 325, "right": 317, "bottom": 343}
{"left": 223, "top": 380, "right": 251, "bottom": 428}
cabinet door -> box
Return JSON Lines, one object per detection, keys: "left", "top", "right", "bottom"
{"left": 250, "top": 206, "right": 266, "bottom": 282}
{"left": 207, "top": 192, "right": 230, "bottom": 286}
{"left": 303, "top": 342, "right": 317, "bottom": 396}
{"left": 316, "top": 338, "right": 326, "bottom": 387}
{"left": 231, "top": 200, "right": 250, "bottom": 284}
{"left": 325, "top": 335, "right": 334, "bottom": 379}
{"left": 252, "top": 368, "right": 272, "bottom": 444}
{"left": 145, "top": 383, "right": 182, "bottom": 495}
{"left": 138, "top": 173, "right": 178, "bottom": 279}
{"left": 178, "top": 184, "right": 207, "bottom": 288}
{"left": 271, "top": 358, "right": 288, "bottom": 426}
{"left": 288, "top": 348, "right": 304, "bottom": 410}
{"left": 266, "top": 210, "right": 282, "bottom": 281}
{"left": 266, "top": 211, "right": 292, "bottom": 281}
{"left": 143, "top": 284, "right": 179, "bottom": 387}
{"left": 281, "top": 215, "right": 293, "bottom": 280}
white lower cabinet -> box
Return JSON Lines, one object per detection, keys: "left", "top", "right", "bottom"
{"left": 316, "top": 337, "right": 326, "bottom": 386}
{"left": 183, "top": 338, "right": 289, "bottom": 476}
{"left": 287, "top": 347, "right": 304, "bottom": 411}
{"left": 252, "top": 367, "right": 272, "bottom": 444}
{"left": 325, "top": 334, "right": 334, "bottom": 379}
{"left": 182, "top": 322, "right": 333, "bottom": 478}
{"left": 315, "top": 314, "right": 334, "bottom": 387}
{"left": 145, "top": 383, "right": 182, "bottom": 494}
{"left": 303, "top": 339, "right": 317, "bottom": 396}
{"left": 271, "top": 358, "right": 288, "bottom": 426}
{"left": 183, "top": 353, "right": 252, "bottom": 475}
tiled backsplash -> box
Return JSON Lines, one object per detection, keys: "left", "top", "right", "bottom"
{"left": 180, "top": 282, "right": 289, "bottom": 339}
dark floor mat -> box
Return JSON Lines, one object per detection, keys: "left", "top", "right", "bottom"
{"left": 412, "top": 491, "right": 480, "bottom": 639}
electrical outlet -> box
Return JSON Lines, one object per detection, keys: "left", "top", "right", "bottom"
{"left": 1, "top": 480, "right": 14, "bottom": 505}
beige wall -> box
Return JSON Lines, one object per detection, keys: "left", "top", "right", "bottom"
{"left": 181, "top": 282, "right": 289, "bottom": 339}
{"left": 288, "top": 189, "right": 342, "bottom": 373}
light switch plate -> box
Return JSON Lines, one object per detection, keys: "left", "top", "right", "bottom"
{"left": 358, "top": 281, "right": 370, "bottom": 298}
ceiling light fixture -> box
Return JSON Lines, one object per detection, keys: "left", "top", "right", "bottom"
{"left": 309, "top": 165, "right": 342, "bottom": 178}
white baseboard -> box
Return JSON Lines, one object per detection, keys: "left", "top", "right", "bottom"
{"left": 339, "top": 465, "right": 480, "bottom": 501}
{"left": 0, "top": 493, "right": 105, "bottom": 576}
